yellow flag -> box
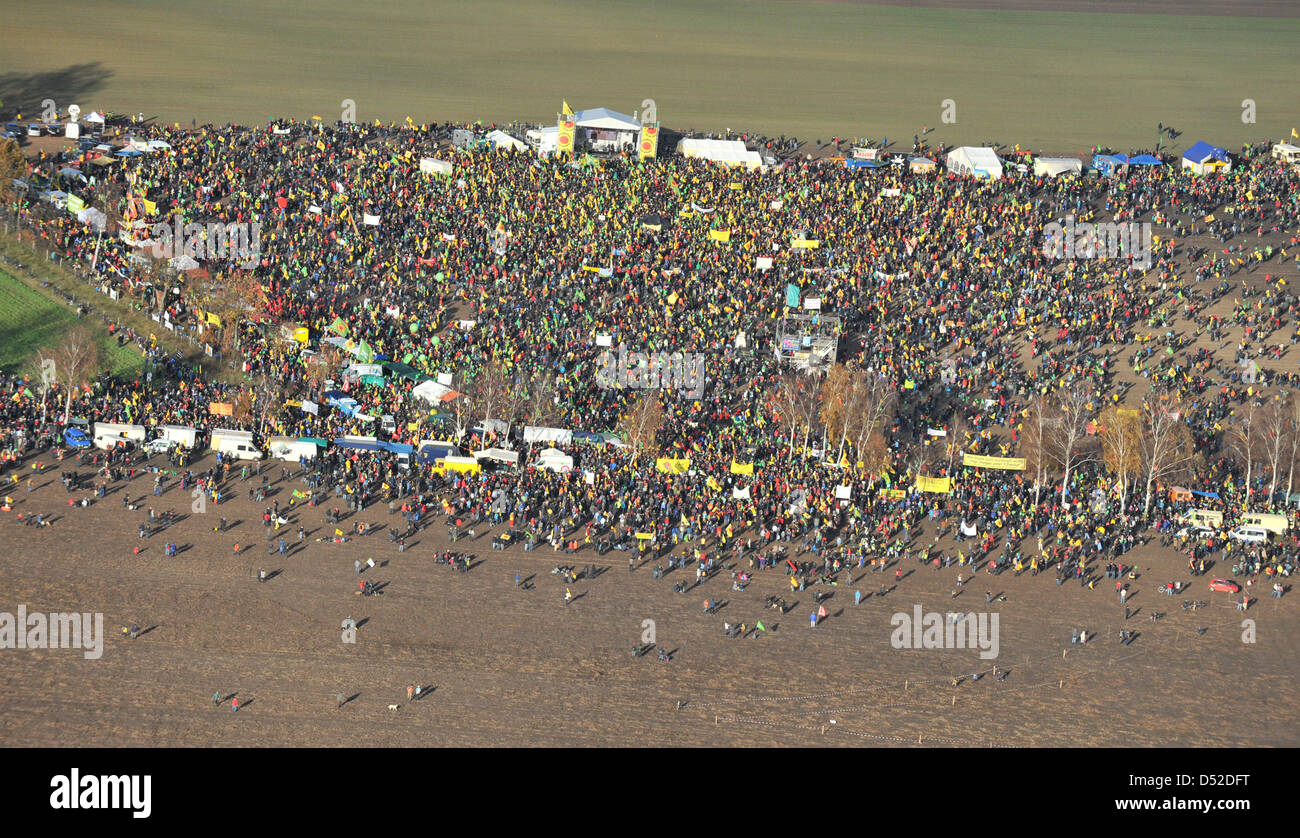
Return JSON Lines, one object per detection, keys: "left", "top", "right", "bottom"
{"left": 729, "top": 461, "right": 754, "bottom": 476}
{"left": 334, "top": 528, "right": 344, "bottom": 536}
{"left": 562, "top": 101, "right": 574, "bottom": 116}
{"left": 1292, "top": 128, "right": 1298, "bottom": 139}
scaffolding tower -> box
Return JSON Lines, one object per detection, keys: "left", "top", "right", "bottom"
{"left": 775, "top": 311, "right": 842, "bottom": 372}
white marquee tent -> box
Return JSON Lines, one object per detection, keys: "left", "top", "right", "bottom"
{"left": 676, "top": 138, "right": 763, "bottom": 169}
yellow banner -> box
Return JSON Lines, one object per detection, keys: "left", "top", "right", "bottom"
{"left": 142, "top": 198, "right": 158, "bottom": 216}
{"left": 655, "top": 458, "right": 690, "bottom": 474}
{"left": 557, "top": 114, "right": 576, "bottom": 156}
{"left": 792, "top": 238, "right": 820, "bottom": 249}
{"left": 729, "top": 461, "right": 754, "bottom": 475}
{"left": 635, "top": 531, "right": 655, "bottom": 540}
{"left": 916, "top": 476, "right": 952, "bottom": 493}
{"left": 962, "top": 453, "right": 1026, "bottom": 471}
{"left": 707, "top": 476, "right": 722, "bottom": 492}
{"left": 292, "top": 327, "right": 310, "bottom": 343}
{"left": 638, "top": 122, "right": 659, "bottom": 161}
{"left": 708, "top": 229, "right": 731, "bottom": 243}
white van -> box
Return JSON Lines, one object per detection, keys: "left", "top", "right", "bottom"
{"left": 210, "top": 428, "right": 262, "bottom": 460}
{"left": 266, "top": 437, "right": 319, "bottom": 463}
{"left": 93, "top": 422, "right": 147, "bottom": 450}
{"left": 1229, "top": 525, "right": 1269, "bottom": 544}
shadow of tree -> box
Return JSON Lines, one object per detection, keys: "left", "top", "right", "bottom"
{"left": 0, "top": 63, "right": 114, "bottom": 122}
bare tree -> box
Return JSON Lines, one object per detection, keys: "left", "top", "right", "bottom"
{"left": 1098, "top": 406, "right": 1143, "bottom": 511}
{"left": 1047, "top": 381, "right": 1097, "bottom": 504}
{"left": 1019, "top": 393, "right": 1054, "bottom": 506}
{"left": 52, "top": 326, "right": 103, "bottom": 424}
{"left": 1139, "top": 396, "right": 1196, "bottom": 519}
{"left": 819, "top": 363, "right": 852, "bottom": 462}
{"left": 1258, "top": 395, "right": 1290, "bottom": 510}
{"left": 770, "top": 373, "right": 817, "bottom": 462}
{"left": 1227, "top": 403, "right": 1260, "bottom": 511}
{"left": 618, "top": 391, "right": 664, "bottom": 460}
{"left": 24, "top": 348, "right": 58, "bottom": 427}
{"left": 470, "top": 356, "right": 513, "bottom": 430}
{"left": 1286, "top": 397, "right": 1300, "bottom": 506}
{"left": 849, "top": 369, "right": 898, "bottom": 463}
{"left": 521, "top": 368, "right": 560, "bottom": 426}
{"left": 0, "top": 138, "right": 25, "bottom": 204}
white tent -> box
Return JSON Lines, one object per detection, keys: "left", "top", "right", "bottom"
{"left": 411, "top": 379, "right": 453, "bottom": 403}
{"left": 946, "top": 147, "right": 1003, "bottom": 180}
{"left": 485, "top": 130, "right": 527, "bottom": 152}
{"left": 676, "top": 138, "right": 763, "bottom": 170}
{"left": 84, "top": 111, "right": 106, "bottom": 124}
{"left": 534, "top": 448, "right": 574, "bottom": 473}
{"left": 1033, "top": 157, "right": 1082, "bottom": 178}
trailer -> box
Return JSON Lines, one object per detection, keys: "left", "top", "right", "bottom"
{"left": 93, "top": 422, "right": 147, "bottom": 450}
{"left": 210, "top": 428, "right": 262, "bottom": 460}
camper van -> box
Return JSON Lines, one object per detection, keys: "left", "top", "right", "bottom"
{"left": 210, "top": 428, "right": 262, "bottom": 460}
{"left": 93, "top": 422, "right": 147, "bottom": 450}
{"left": 1239, "top": 513, "right": 1289, "bottom": 535}
{"left": 1182, "top": 509, "right": 1223, "bottom": 530}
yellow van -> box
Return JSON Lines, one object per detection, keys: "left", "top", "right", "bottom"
{"left": 433, "top": 456, "right": 482, "bottom": 477}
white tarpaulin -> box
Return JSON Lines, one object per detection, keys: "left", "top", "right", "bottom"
{"left": 363, "top": 214, "right": 380, "bottom": 226}
{"left": 755, "top": 257, "right": 773, "bottom": 271}
{"left": 961, "top": 521, "right": 979, "bottom": 537}
{"left": 167, "top": 254, "right": 200, "bottom": 270}
{"left": 76, "top": 207, "right": 107, "bottom": 232}
{"left": 595, "top": 334, "right": 612, "bottom": 347}
{"left": 524, "top": 426, "right": 572, "bottom": 445}
{"left": 473, "top": 447, "right": 520, "bottom": 465}
{"left": 732, "top": 486, "right": 751, "bottom": 499}
{"left": 301, "top": 399, "right": 319, "bottom": 415}
{"left": 419, "top": 158, "right": 453, "bottom": 175}
{"left": 834, "top": 485, "right": 852, "bottom": 500}
{"left": 411, "top": 379, "right": 452, "bottom": 403}
{"left": 486, "top": 130, "right": 527, "bottom": 151}
{"left": 677, "top": 138, "right": 763, "bottom": 170}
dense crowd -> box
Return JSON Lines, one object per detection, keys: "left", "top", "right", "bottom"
{"left": 6, "top": 116, "right": 1300, "bottom": 586}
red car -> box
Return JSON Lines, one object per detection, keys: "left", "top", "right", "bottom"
{"left": 1208, "top": 578, "right": 1240, "bottom": 594}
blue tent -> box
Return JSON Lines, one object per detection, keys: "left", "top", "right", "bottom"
{"left": 1183, "top": 141, "right": 1228, "bottom": 165}
{"left": 1127, "top": 154, "right": 1163, "bottom": 166}
{"left": 844, "top": 158, "right": 886, "bottom": 170}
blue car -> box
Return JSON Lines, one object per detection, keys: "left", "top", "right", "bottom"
{"left": 63, "top": 427, "right": 92, "bottom": 449}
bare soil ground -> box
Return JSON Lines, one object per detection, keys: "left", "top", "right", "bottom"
{"left": 2, "top": 444, "right": 1296, "bottom": 748}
